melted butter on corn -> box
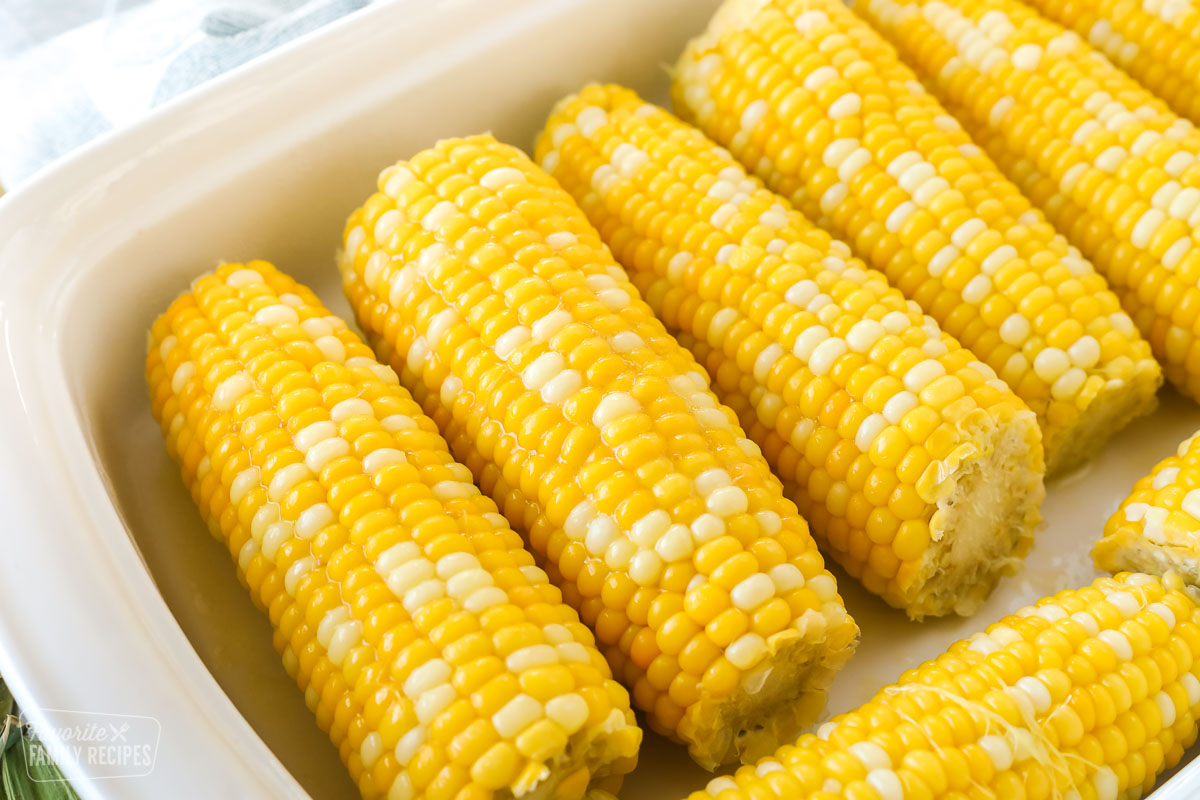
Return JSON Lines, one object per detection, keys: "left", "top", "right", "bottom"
{"left": 672, "top": 0, "right": 1162, "bottom": 475}
{"left": 339, "top": 135, "right": 860, "bottom": 770}
{"left": 146, "top": 261, "right": 641, "bottom": 800}
{"left": 535, "top": 84, "right": 1045, "bottom": 618}
{"left": 689, "top": 573, "right": 1200, "bottom": 800}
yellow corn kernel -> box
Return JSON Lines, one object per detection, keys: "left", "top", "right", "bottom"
{"left": 146, "top": 261, "right": 639, "bottom": 799}
{"left": 536, "top": 85, "right": 1043, "bottom": 618}
{"left": 672, "top": 0, "right": 1162, "bottom": 476}
{"left": 853, "top": 0, "right": 1200, "bottom": 407}
{"left": 689, "top": 573, "right": 1200, "bottom": 800}
{"left": 339, "top": 136, "right": 859, "bottom": 769}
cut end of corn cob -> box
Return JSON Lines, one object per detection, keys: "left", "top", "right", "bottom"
{"left": 682, "top": 619, "right": 855, "bottom": 767}
{"left": 778, "top": 399, "right": 1041, "bottom": 619}
{"left": 338, "top": 135, "right": 861, "bottom": 769}
{"left": 672, "top": 0, "right": 1162, "bottom": 477}
{"left": 691, "top": 572, "right": 1200, "bottom": 800}
{"left": 1049, "top": 371, "right": 1162, "bottom": 475}
{"left": 536, "top": 84, "right": 1044, "bottom": 619}
{"left": 1097, "top": 428, "right": 1200, "bottom": 586}
{"left": 901, "top": 416, "right": 1037, "bottom": 614}
{"left": 146, "top": 261, "right": 641, "bottom": 800}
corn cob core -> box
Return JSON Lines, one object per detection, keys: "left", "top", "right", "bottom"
{"left": 534, "top": 83, "right": 1045, "bottom": 618}
{"left": 671, "top": 0, "right": 1162, "bottom": 476}
{"left": 852, "top": 0, "right": 1200, "bottom": 408}
{"left": 145, "top": 261, "right": 641, "bottom": 800}
{"left": 1097, "top": 428, "right": 1200, "bottom": 584}
{"left": 691, "top": 572, "right": 1200, "bottom": 800}
{"left": 1020, "top": 0, "right": 1200, "bottom": 126}
{"left": 338, "top": 135, "right": 860, "bottom": 769}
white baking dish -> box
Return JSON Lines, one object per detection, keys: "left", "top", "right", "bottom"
{"left": 0, "top": 0, "right": 1198, "bottom": 796}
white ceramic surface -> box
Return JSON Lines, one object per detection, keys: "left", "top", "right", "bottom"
{"left": 0, "top": 0, "right": 1198, "bottom": 797}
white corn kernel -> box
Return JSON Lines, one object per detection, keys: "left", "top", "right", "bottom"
{"left": 494, "top": 695, "right": 543, "bottom": 738}
{"left": 731, "top": 573, "right": 775, "bottom": 610}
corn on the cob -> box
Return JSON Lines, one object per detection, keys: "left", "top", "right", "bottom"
{"left": 1019, "top": 0, "right": 1200, "bottom": 126}
{"left": 338, "top": 135, "right": 860, "bottom": 769}
{"left": 852, "top": 0, "right": 1200, "bottom": 409}
{"left": 146, "top": 261, "right": 641, "bottom": 800}
{"left": 672, "top": 0, "right": 1162, "bottom": 476}
{"left": 534, "top": 83, "right": 1044, "bottom": 619}
{"left": 1097, "top": 429, "right": 1200, "bottom": 585}
{"left": 691, "top": 572, "right": 1200, "bottom": 800}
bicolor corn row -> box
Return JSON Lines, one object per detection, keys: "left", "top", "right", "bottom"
{"left": 691, "top": 573, "right": 1200, "bottom": 800}
{"left": 535, "top": 83, "right": 1045, "bottom": 618}
{"left": 671, "top": 0, "right": 1162, "bottom": 475}
{"left": 1098, "top": 427, "right": 1200, "bottom": 587}
{"left": 854, "top": 0, "right": 1200, "bottom": 403}
{"left": 338, "top": 135, "right": 860, "bottom": 770}
{"left": 146, "top": 261, "right": 641, "bottom": 800}
{"left": 1020, "top": 0, "right": 1200, "bottom": 125}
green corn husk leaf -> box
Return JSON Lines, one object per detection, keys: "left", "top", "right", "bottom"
{"left": 0, "top": 677, "right": 79, "bottom": 800}
{"left": 2, "top": 734, "right": 81, "bottom": 800}
{"left": 0, "top": 679, "right": 11, "bottom": 721}
{"left": 1, "top": 730, "right": 81, "bottom": 800}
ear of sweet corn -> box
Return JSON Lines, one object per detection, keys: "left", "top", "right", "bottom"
{"left": 1019, "top": 0, "right": 1200, "bottom": 126}
{"left": 534, "top": 83, "right": 1044, "bottom": 619}
{"left": 1097, "top": 429, "right": 1200, "bottom": 585}
{"left": 691, "top": 572, "right": 1200, "bottom": 800}
{"left": 338, "top": 135, "right": 860, "bottom": 770}
{"left": 671, "top": 0, "right": 1162, "bottom": 477}
{"left": 146, "top": 261, "right": 641, "bottom": 800}
{"left": 851, "top": 0, "right": 1200, "bottom": 409}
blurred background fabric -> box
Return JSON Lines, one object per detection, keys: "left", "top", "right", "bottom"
{"left": 0, "top": 0, "right": 373, "bottom": 189}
